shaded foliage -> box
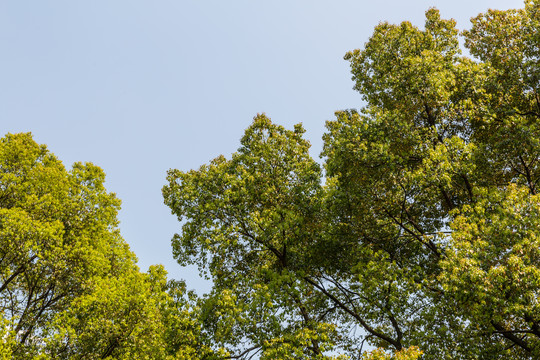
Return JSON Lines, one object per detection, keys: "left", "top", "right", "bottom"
{"left": 164, "top": 1, "right": 540, "bottom": 358}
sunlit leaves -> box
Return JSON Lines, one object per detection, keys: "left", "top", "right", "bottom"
{"left": 164, "top": 1, "right": 540, "bottom": 359}
{"left": 0, "top": 133, "right": 207, "bottom": 359}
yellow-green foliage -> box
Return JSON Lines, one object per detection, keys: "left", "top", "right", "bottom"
{"left": 164, "top": 1, "right": 540, "bottom": 359}
{"left": 0, "top": 134, "right": 209, "bottom": 359}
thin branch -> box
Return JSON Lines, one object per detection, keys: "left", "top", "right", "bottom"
{"left": 225, "top": 345, "right": 261, "bottom": 360}
{"left": 491, "top": 321, "right": 532, "bottom": 353}
{"left": 304, "top": 276, "right": 402, "bottom": 350}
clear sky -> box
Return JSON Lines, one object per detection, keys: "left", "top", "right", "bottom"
{"left": 0, "top": 0, "right": 524, "bottom": 293}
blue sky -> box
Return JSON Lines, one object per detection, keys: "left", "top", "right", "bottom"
{"left": 0, "top": 0, "right": 524, "bottom": 292}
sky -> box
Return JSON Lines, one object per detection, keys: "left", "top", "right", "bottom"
{"left": 0, "top": 0, "right": 524, "bottom": 293}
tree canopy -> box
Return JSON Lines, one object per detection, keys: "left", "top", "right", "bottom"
{"left": 163, "top": 1, "right": 540, "bottom": 358}
{"left": 0, "top": 133, "right": 210, "bottom": 359}
{"left": 2, "top": 0, "right": 539, "bottom": 359}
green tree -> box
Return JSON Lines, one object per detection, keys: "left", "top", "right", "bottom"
{"left": 0, "top": 132, "right": 126, "bottom": 357}
{"left": 164, "top": 116, "right": 341, "bottom": 359}
{"left": 45, "top": 265, "right": 213, "bottom": 359}
{"left": 0, "top": 133, "right": 207, "bottom": 359}
{"left": 164, "top": 1, "right": 540, "bottom": 358}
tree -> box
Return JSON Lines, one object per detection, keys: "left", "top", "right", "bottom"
{"left": 164, "top": 117, "right": 342, "bottom": 359}
{"left": 163, "top": 1, "right": 540, "bottom": 358}
{"left": 45, "top": 265, "right": 214, "bottom": 359}
{"left": 0, "top": 133, "right": 208, "bottom": 359}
